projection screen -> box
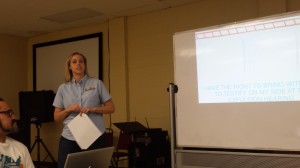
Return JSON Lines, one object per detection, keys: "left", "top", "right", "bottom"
{"left": 173, "top": 11, "right": 300, "bottom": 151}
{"left": 33, "top": 33, "right": 102, "bottom": 91}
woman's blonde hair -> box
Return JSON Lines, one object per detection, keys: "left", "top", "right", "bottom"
{"left": 65, "top": 52, "right": 89, "bottom": 82}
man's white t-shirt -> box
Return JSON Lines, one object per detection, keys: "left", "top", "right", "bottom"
{"left": 0, "top": 137, "right": 35, "bottom": 168}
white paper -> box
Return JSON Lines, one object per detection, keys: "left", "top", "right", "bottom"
{"left": 67, "top": 113, "right": 103, "bottom": 149}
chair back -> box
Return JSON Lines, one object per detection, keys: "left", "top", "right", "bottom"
{"left": 116, "top": 131, "right": 131, "bottom": 151}
{"left": 103, "top": 128, "right": 114, "bottom": 147}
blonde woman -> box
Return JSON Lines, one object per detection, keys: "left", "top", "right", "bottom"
{"left": 53, "top": 52, "right": 115, "bottom": 168}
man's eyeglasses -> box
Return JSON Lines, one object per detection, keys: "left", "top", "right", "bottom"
{"left": 0, "top": 109, "right": 14, "bottom": 117}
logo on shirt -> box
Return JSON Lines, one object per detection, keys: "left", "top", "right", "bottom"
{"left": 84, "top": 86, "right": 95, "bottom": 91}
{"left": 0, "top": 154, "right": 23, "bottom": 168}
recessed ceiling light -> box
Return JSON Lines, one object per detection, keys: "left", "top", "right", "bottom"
{"left": 41, "top": 8, "right": 103, "bottom": 23}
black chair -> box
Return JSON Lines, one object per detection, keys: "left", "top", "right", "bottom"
{"left": 102, "top": 128, "right": 116, "bottom": 168}
{"left": 112, "top": 131, "right": 131, "bottom": 168}
{"left": 103, "top": 128, "right": 114, "bottom": 147}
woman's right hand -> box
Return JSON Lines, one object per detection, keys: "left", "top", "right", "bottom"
{"left": 54, "top": 103, "right": 81, "bottom": 122}
{"left": 66, "top": 103, "right": 81, "bottom": 113}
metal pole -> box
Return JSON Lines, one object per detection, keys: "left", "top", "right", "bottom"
{"left": 168, "top": 83, "right": 178, "bottom": 168}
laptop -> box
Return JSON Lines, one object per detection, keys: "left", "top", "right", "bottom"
{"left": 64, "top": 146, "right": 114, "bottom": 168}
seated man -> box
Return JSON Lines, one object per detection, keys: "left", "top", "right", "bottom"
{"left": 0, "top": 97, "right": 35, "bottom": 168}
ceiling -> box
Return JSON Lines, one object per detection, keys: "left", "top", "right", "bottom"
{"left": 0, "top": 0, "right": 201, "bottom": 37}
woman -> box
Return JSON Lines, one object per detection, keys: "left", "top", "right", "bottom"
{"left": 53, "top": 52, "right": 115, "bottom": 168}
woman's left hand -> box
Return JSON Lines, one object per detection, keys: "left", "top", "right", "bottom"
{"left": 80, "top": 107, "right": 91, "bottom": 115}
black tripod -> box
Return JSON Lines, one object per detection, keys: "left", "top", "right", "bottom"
{"left": 29, "top": 119, "right": 56, "bottom": 168}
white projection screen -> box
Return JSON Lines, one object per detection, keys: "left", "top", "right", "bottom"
{"left": 173, "top": 11, "right": 300, "bottom": 151}
{"left": 33, "top": 33, "right": 102, "bottom": 91}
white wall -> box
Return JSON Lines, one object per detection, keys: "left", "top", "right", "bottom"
{"left": 0, "top": 34, "right": 27, "bottom": 118}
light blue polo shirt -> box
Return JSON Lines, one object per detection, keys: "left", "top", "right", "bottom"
{"left": 53, "top": 75, "right": 112, "bottom": 141}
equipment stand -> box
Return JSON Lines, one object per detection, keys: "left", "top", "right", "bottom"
{"left": 30, "top": 122, "right": 56, "bottom": 168}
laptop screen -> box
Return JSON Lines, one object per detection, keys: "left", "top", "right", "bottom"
{"left": 64, "top": 146, "right": 114, "bottom": 168}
